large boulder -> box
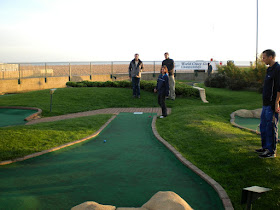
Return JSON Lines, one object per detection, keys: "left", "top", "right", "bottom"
{"left": 72, "top": 191, "right": 193, "bottom": 210}
{"left": 117, "top": 208, "right": 148, "bottom": 210}
{"left": 251, "top": 108, "right": 262, "bottom": 118}
{"left": 235, "top": 109, "right": 254, "bottom": 118}
{"left": 142, "top": 191, "right": 193, "bottom": 210}
{"left": 71, "top": 201, "right": 116, "bottom": 210}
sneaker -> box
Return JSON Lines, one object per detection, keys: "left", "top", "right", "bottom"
{"left": 259, "top": 150, "right": 276, "bottom": 158}
{"left": 138, "top": 95, "right": 140, "bottom": 98}
{"left": 255, "top": 148, "right": 266, "bottom": 154}
{"left": 159, "top": 116, "right": 165, "bottom": 119}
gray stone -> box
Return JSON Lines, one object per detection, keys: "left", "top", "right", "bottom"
{"left": 251, "top": 108, "right": 262, "bottom": 118}
{"left": 235, "top": 109, "right": 254, "bottom": 118}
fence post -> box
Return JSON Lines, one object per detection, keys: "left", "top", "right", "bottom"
{"left": 45, "top": 63, "right": 47, "bottom": 83}
{"left": 110, "top": 61, "right": 113, "bottom": 79}
{"left": 18, "top": 64, "right": 21, "bottom": 84}
{"left": 90, "top": 62, "right": 92, "bottom": 80}
{"left": 69, "top": 63, "right": 71, "bottom": 81}
{"left": 153, "top": 61, "right": 156, "bottom": 77}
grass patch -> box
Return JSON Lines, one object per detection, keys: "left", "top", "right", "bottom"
{"left": 0, "top": 88, "right": 160, "bottom": 117}
{"left": 0, "top": 114, "right": 112, "bottom": 161}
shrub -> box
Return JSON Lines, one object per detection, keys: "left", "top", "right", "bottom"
{"left": 140, "top": 80, "right": 157, "bottom": 92}
{"left": 244, "top": 58, "right": 266, "bottom": 92}
{"left": 204, "top": 74, "right": 228, "bottom": 88}
{"left": 66, "top": 81, "right": 77, "bottom": 87}
{"left": 75, "top": 82, "right": 87, "bottom": 87}
{"left": 114, "top": 80, "right": 131, "bottom": 88}
{"left": 66, "top": 80, "right": 199, "bottom": 98}
{"left": 175, "top": 83, "right": 200, "bottom": 97}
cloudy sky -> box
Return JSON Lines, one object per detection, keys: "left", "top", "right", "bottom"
{"left": 0, "top": 0, "right": 279, "bottom": 63}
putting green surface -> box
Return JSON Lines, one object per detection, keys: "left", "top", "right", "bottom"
{"left": 234, "top": 116, "right": 260, "bottom": 131}
{"left": 234, "top": 115, "right": 280, "bottom": 135}
{"left": 0, "top": 112, "right": 224, "bottom": 209}
{"left": 0, "top": 108, "right": 38, "bottom": 127}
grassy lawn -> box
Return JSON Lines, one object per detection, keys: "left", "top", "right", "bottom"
{"left": 0, "top": 114, "right": 112, "bottom": 161}
{"left": 0, "top": 87, "right": 160, "bottom": 117}
{"left": 0, "top": 85, "right": 279, "bottom": 209}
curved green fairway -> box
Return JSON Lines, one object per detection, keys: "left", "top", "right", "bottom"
{"left": 0, "top": 109, "right": 37, "bottom": 127}
{"left": 0, "top": 113, "right": 223, "bottom": 209}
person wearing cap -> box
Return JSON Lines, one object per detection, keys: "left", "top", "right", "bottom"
{"left": 128, "top": 53, "right": 144, "bottom": 98}
{"left": 162, "top": 52, "right": 175, "bottom": 100}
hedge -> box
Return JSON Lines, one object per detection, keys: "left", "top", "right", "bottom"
{"left": 66, "top": 80, "right": 199, "bottom": 98}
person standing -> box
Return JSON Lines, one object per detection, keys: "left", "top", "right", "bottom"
{"left": 162, "top": 52, "right": 175, "bottom": 100}
{"left": 154, "top": 65, "right": 169, "bottom": 118}
{"left": 207, "top": 62, "right": 213, "bottom": 76}
{"left": 256, "top": 49, "right": 280, "bottom": 158}
{"left": 128, "top": 53, "right": 144, "bottom": 98}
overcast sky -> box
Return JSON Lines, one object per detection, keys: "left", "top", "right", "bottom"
{"left": 0, "top": 0, "right": 279, "bottom": 63}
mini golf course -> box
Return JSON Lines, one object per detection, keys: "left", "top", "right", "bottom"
{"left": 0, "top": 112, "right": 224, "bottom": 209}
{"left": 0, "top": 108, "right": 38, "bottom": 127}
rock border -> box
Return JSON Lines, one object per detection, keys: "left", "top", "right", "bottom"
{"left": 193, "top": 83, "right": 209, "bottom": 103}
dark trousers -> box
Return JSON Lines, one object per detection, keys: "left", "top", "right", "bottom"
{"left": 158, "top": 94, "right": 167, "bottom": 117}
{"left": 260, "top": 106, "right": 278, "bottom": 153}
{"left": 132, "top": 77, "right": 140, "bottom": 96}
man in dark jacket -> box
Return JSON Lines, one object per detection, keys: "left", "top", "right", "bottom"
{"left": 256, "top": 49, "right": 280, "bottom": 158}
{"left": 128, "top": 54, "right": 144, "bottom": 98}
{"left": 162, "top": 52, "right": 175, "bottom": 100}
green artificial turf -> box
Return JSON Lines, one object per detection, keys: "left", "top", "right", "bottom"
{"left": 0, "top": 113, "right": 223, "bottom": 209}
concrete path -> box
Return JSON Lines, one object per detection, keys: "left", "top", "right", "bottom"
{"left": 26, "top": 108, "right": 172, "bottom": 125}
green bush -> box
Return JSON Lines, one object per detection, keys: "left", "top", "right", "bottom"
{"left": 244, "top": 59, "right": 266, "bottom": 93}
{"left": 205, "top": 58, "right": 267, "bottom": 92}
{"left": 204, "top": 74, "right": 228, "bottom": 88}
{"left": 140, "top": 80, "right": 157, "bottom": 92}
{"left": 66, "top": 80, "right": 199, "bottom": 98}
{"left": 75, "top": 82, "right": 87, "bottom": 87}
{"left": 219, "top": 62, "right": 248, "bottom": 90}
{"left": 114, "top": 80, "right": 131, "bottom": 88}
{"left": 176, "top": 83, "right": 200, "bottom": 97}
{"left": 66, "top": 81, "right": 79, "bottom": 87}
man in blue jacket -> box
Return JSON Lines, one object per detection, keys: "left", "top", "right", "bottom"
{"left": 256, "top": 49, "right": 280, "bottom": 158}
{"left": 154, "top": 65, "right": 169, "bottom": 118}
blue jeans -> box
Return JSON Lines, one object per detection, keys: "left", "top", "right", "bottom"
{"left": 260, "top": 106, "right": 278, "bottom": 153}
{"left": 132, "top": 77, "right": 140, "bottom": 96}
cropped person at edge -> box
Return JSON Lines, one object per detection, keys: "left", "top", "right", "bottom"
{"left": 256, "top": 49, "right": 280, "bottom": 158}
